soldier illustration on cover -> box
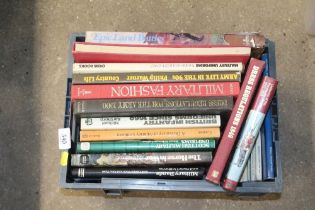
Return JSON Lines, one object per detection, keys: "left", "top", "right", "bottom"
{"left": 236, "top": 132, "right": 254, "bottom": 167}
{"left": 96, "top": 154, "right": 127, "bottom": 166}
{"left": 95, "top": 153, "right": 158, "bottom": 166}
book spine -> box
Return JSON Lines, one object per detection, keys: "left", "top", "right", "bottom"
{"left": 255, "top": 132, "right": 262, "bottom": 181}
{"left": 248, "top": 155, "right": 251, "bottom": 181}
{"left": 80, "top": 127, "right": 220, "bottom": 141}
{"left": 70, "top": 152, "right": 212, "bottom": 167}
{"left": 85, "top": 31, "right": 265, "bottom": 49}
{"left": 264, "top": 108, "right": 275, "bottom": 179}
{"left": 250, "top": 132, "right": 264, "bottom": 181}
{"left": 71, "top": 82, "right": 240, "bottom": 100}
{"left": 76, "top": 139, "right": 216, "bottom": 153}
{"left": 240, "top": 159, "right": 249, "bottom": 182}
{"left": 80, "top": 115, "right": 221, "bottom": 130}
{"left": 73, "top": 51, "right": 250, "bottom": 64}
{"left": 261, "top": 126, "right": 268, "bottom": 180}
{"left": 71, "top": 167, "right": 205, "bottom": 179}
{"left": 72, "top": 71, "right": 241, "bottom": 84}
{"left": 261, "top": 53, "right": 275, "bottom": 180}
{"left": 250, "top": 138, "right": 256, "bottom": 181}
{"left": 206, "top": 58, "right": 265, "bottom": 184}
{"left": 223, "top": 76, "right": 278, "bottom": 191}
{"left": 252, "top": 133, "right": 263, "bottom": 181}
{"left": 73, "top": 63, "right": 244, "bottom": 73}
{"left": 73, "top": 96, "right": 234, "bottom": 117}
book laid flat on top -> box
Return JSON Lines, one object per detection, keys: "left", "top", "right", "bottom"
{"left": 85, "top": 31, "right": 265, "bottom": 58}
{"left": 72, "top": 42, "right": 251, "bottom": 64}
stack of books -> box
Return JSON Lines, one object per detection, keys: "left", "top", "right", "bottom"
{"left": 68, "top": 32, "right": 278, "bottom": 191}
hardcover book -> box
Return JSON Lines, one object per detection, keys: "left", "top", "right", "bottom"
{"left": 223, "top": 76, "right": 278, "bottom": 191}
{"left": 254, "top": 132, "right": 262, "bottom": 181}
{"left": 73, "top": 97, "right": 234, "bottom": 117}
{"left": 73, "top": 62, "right": 244, "bottom": 74}
{"left": 85, "top": 31, "right": 265, "bottom": 58}
{"left": 71, "top": 82, "right": 240, "bottom": 100}
{"left": 76, "top": 139, "right": 216, "bottom": 153}
{"left": 71, "top": 167, "right": 205, "bottom": 179}
{"left": 72, "top": 71, "right": 241, "bottom": 84}
{"left": 80, "top": 115, "right": 220, "bottom": 130}
{"left": 80, "top": 127, "right": 220, "bottom": 141}
{"left": 71, "top": 152, "right": 212, "bottom": 167}
{"left": 261, "top": 53, "right": 275, "bottom": 180}
{"left": 72, "top": 42, "right": 251, "bottom": 64}
{"left": 205, "top": 58, "right": 265, "bottom": 184}
{"left": 240, "top": 158, "right": 250, "bottom": 182}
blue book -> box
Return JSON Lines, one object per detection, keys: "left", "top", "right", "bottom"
{"left": 261, "top": 53, "right": 275, "bottom": 179}
{"left": 260, "top": 126, "right": 267, "bottom": 179}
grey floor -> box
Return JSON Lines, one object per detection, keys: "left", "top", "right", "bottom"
{"left": 0, "top": 0, "right": 314, "bottom": 209}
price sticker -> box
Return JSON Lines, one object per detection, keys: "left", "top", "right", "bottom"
{"left": 58, "top": 128, "right": 71, "bottom": 150}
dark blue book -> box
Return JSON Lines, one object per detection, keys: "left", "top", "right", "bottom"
{"left": 261, "top": 53, "right": 275, "bottom": 179}
{"left": 261, "top": 124, "right": 267, "bottom": 179}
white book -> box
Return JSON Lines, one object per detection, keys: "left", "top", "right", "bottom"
{"left": 249, "top": 132, "right": 263, "bottom": 181}
{"left": 240, "top": 161, "right": 250, "bottom": 182}
{"left": 255, "top": 132, "right": 262, "bottom": 181}
{"left": 80, "top": 115, "right": 220, "bottom": 130}
{"left": 73, "top": 62, "right": 244, "bottom": 74}
{"left": 250, "top": 140, "right": 256, "bottom": 181}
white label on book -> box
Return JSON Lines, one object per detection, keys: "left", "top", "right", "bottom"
{"left": 58, "top": 128, "right": 71, "bottom": 150}
{"left": 80, "top": 142, "right": 90, "bottom": 151}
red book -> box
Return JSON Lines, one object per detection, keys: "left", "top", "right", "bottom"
{"left": 205, "top": 58, "right": 265, "bottom": 185}
{"left": 223, "top": 76, "right": 278, "bottom": 191}
{"left": 72, "top": 42, "right": 251, "bottom": 64}
{"left": 71, "top": 82, "right": 240, "bottom": 100}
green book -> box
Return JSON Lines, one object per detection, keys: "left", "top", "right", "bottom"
{"left": 76, "top": 139, "right": 216, "bottom": 153}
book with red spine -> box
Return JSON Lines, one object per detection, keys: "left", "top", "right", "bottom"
{"left": 205, "top": 58, "right": 265, "bottom": 185}
{"left": 71, "top": 82, "right": 240, "bottom": 100}
{"left": 72, "top": 42, "right": 251, "bottom": 64}
{"left": 223, "top": 77, "right": 278, "bottom": 191}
